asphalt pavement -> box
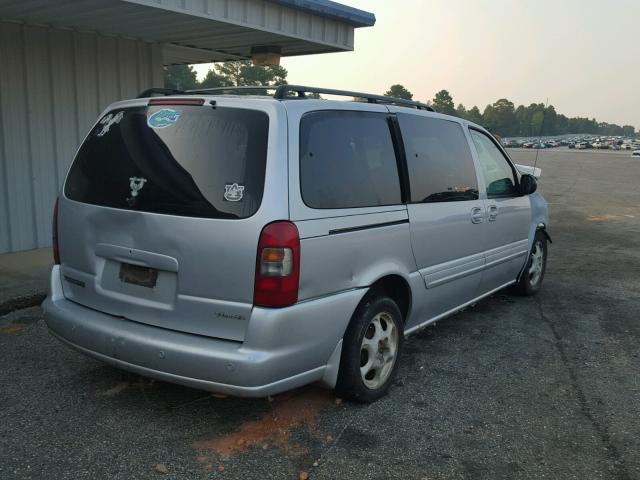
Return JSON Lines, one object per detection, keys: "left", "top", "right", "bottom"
{"left": 1, "top": 148, "right": 639, "bottom": 480}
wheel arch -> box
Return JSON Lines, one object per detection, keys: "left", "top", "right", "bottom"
{"left": 320, "top": 273, "right": 412, "bottom": 391}
{"left": 516, "top": 223, "right": 550, "bottom": 283}
{"left": 363, "top": 274, "right": 412, "bottom": 324}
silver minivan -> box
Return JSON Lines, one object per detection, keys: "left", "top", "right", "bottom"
{"left": 43, "top": 85, "right": 549, "bottom": 402}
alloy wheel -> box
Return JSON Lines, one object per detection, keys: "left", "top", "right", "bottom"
{"left": 359, "top": 312, "right": 399, "bottom": 389}
{"left": 529, "top": 240, "right": 545, "bottom": 285}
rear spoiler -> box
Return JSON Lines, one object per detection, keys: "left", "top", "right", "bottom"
{"left": 515, "top": 164, "right": 541, "bottom": 179}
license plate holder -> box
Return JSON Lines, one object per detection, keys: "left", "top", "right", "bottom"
{"left": 119, "top": 263, "right": 158, "bottom": 288}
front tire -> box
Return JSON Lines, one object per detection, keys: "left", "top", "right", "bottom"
{"left": 335, "top": 296, "right": 403, "bottom": 403}
{"left": 512, "top": 231, "right": 548, "bottom": 296}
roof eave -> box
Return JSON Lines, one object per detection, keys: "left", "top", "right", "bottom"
{"left": 266, "top": 0, "right": 376, "bottom": 27}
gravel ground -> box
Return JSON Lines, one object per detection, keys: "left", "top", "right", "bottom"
{"left": 1, "top": 148, "right": 639, "bottom": 480}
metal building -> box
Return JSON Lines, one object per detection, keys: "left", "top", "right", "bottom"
{"left": 0, "top": 0, "right": 375, "bottom": 253}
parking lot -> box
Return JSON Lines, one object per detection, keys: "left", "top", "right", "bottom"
{"left": 1, "top": 148, "right": 639, "bottom": 480}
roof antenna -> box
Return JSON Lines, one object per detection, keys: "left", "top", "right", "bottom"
{"left": 533, "top": 98, "right": 548, "bottom": 173}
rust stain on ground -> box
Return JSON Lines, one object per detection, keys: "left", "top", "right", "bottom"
{"left": 0, "top": 324, "right": 24, "bottom": 334}
{"left": 193, "top": 388, "right": 334, "bottom": 458}
{"left": 97, "top": 376, "right": 155, "bottom": 397}
{"left": 97, "top": 381, "right": 130, "bottom": 397}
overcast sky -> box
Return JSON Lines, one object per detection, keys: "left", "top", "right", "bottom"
{"left": 194, "top": 0, "right": 639, "bottom": 128}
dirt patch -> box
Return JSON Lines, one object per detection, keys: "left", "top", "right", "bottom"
{"left": 586, "top": 214, "right": 621, "bottom": 222}
{"left": 0, "top": 293, "right": 46, "bottom": 317}
{"left": 97, "top": 381, "right": 130, "bottom": 397}
{"left": 193, "top": 388, "right": 335, "bottom": 458}
{"left": 96, "top": 377, "right": 155, "bottom": 397}
{"left": 0, "top": 324, "right": 24, "bottom": 334}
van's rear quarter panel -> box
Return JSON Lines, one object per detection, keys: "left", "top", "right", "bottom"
{"left": 295, "top": 211, "right": 416, "bottom": 302}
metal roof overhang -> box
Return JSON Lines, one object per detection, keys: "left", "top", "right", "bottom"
{"left": 0, "top": 0, "right": 375, "bottom": 64}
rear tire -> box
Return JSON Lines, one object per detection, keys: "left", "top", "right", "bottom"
{"left": 511, "top": 231, "right": 548, "bottom": 296}
{"left": 335, "top": 295, "right": 403, "bottom": 403}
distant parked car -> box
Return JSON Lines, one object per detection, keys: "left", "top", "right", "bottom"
{"left": 632, "top": 150, "right": 640, "bottom": 158}
{"left": 568, "top": 142, "right": 575, "bottom": 149}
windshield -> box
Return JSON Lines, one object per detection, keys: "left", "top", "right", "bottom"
{"left": 64, "top": 105, "right": 269, "bottom": 219}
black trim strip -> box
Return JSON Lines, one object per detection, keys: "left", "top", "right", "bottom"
{"left": 329, "top": 219, "right": 409, "bottom": 235}
{"left": 388, "top": 115, "right": 411, "bottom": 204}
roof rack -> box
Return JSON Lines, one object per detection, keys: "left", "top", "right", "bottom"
{"left": 274, "top": 85, "right": 434, "bottom": 111}
{"left": 136, "top": 84, "right": 434, "bottom": 111}
{"left": 187, "top": 86, "right": 279, "bottom": 95}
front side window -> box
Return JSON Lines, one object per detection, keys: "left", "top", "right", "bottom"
{"left": 398, "top": 114, "right": 478, "bottom": 203}
{"left": 470, "top": 129, "right": 518, "bottom": 198}
{"left": 65, "top": 105, "right": 269, "bottom": 219}
{"left": 299, "top": 111, "right": 401, "bottom": 209}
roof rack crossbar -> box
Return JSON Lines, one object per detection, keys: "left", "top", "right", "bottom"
{"left": 274, "top": 85, "right": 434, "bottom": 111}
{"left": 186, "top": 86, "right": 279, "bottom": 95}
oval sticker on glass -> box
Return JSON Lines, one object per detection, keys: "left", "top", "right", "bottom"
{"left": 147, "top": 109, "right": 183, "bottom": 129}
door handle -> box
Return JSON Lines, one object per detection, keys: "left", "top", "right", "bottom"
{"left": 470, "top": 207, "right": 484, "bottom": 224}
{"left": 488, "top": 205, "right": 499, "bottom": 222}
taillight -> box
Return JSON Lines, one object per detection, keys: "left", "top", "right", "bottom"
{"left": 254, "top": 222, "right": 300, "bottom": 308}
{"left": 52, "top": 197, "right": 60, "bottom": 265}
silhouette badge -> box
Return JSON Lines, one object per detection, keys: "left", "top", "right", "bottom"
{"left": 224, "top": 183, "right": 245, "bottom": 202}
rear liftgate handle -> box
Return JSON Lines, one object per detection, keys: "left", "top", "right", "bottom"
{"left": 471, "top": 206, "right": 485, "bottom": 224}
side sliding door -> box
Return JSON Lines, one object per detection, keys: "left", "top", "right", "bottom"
{"left": 394, "top": 112, "right": 486, "bottom": 329}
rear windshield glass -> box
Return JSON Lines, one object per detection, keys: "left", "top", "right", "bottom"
{"left": 65, "top": 105, "right": 269, "bottom": 219}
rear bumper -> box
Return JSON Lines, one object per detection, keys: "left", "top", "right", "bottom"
{"left": 43, "top": 265, "right": 364, "bottom": 397}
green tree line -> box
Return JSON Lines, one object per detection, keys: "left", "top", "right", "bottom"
{"left": 164, "top": 62, "right": 288, "bottom": 91}
{"left": 164, "top": 67, "right": 636, "bottom": 138}
{"left": 401, "top": 86, "right": 637, "bottom": 138}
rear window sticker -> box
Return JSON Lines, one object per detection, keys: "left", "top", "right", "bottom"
{"left": 129, "top": 176, "right": 147, "bottom": 198}
{"left": 127, "top": 176, "right": 147, "bottom": 207}
{"left": 96, "top": 111, "right": 124, "bottom": 137}
{"left": 147, "top": 109, "right": 183, "bottom": 129}
{"left": 224, "top": 183, "right": 245, "bottom": 202}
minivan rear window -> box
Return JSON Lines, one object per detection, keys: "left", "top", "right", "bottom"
{"left": 299, "top": 111, "right": 401, "bottom": 209}
{"left": 65, "top": 105, "right": 269, "bottom": 219}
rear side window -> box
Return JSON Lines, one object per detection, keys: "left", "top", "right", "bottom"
{"left": 398, "top": 114, "right": 479, "bottom": 203}
{"left": 299, "top": 111, "right": 401, "bottom": 209}
{"left": 65, "top": 105, "right": 269, "bottom": 219}
{"left": 469, "top": 129, "right": 518, "bottom": 198}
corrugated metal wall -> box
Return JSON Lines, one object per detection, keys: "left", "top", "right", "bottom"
{"left": 0, "top": 21, "right": 163, "bottom": 253}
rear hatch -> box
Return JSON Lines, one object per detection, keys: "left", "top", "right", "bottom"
{"left": 58, "top": 98, "right": 284, "bottom": 341}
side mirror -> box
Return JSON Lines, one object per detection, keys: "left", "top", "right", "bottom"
{"left": 518, "top": 174, "right": 537, "bottom": 195}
